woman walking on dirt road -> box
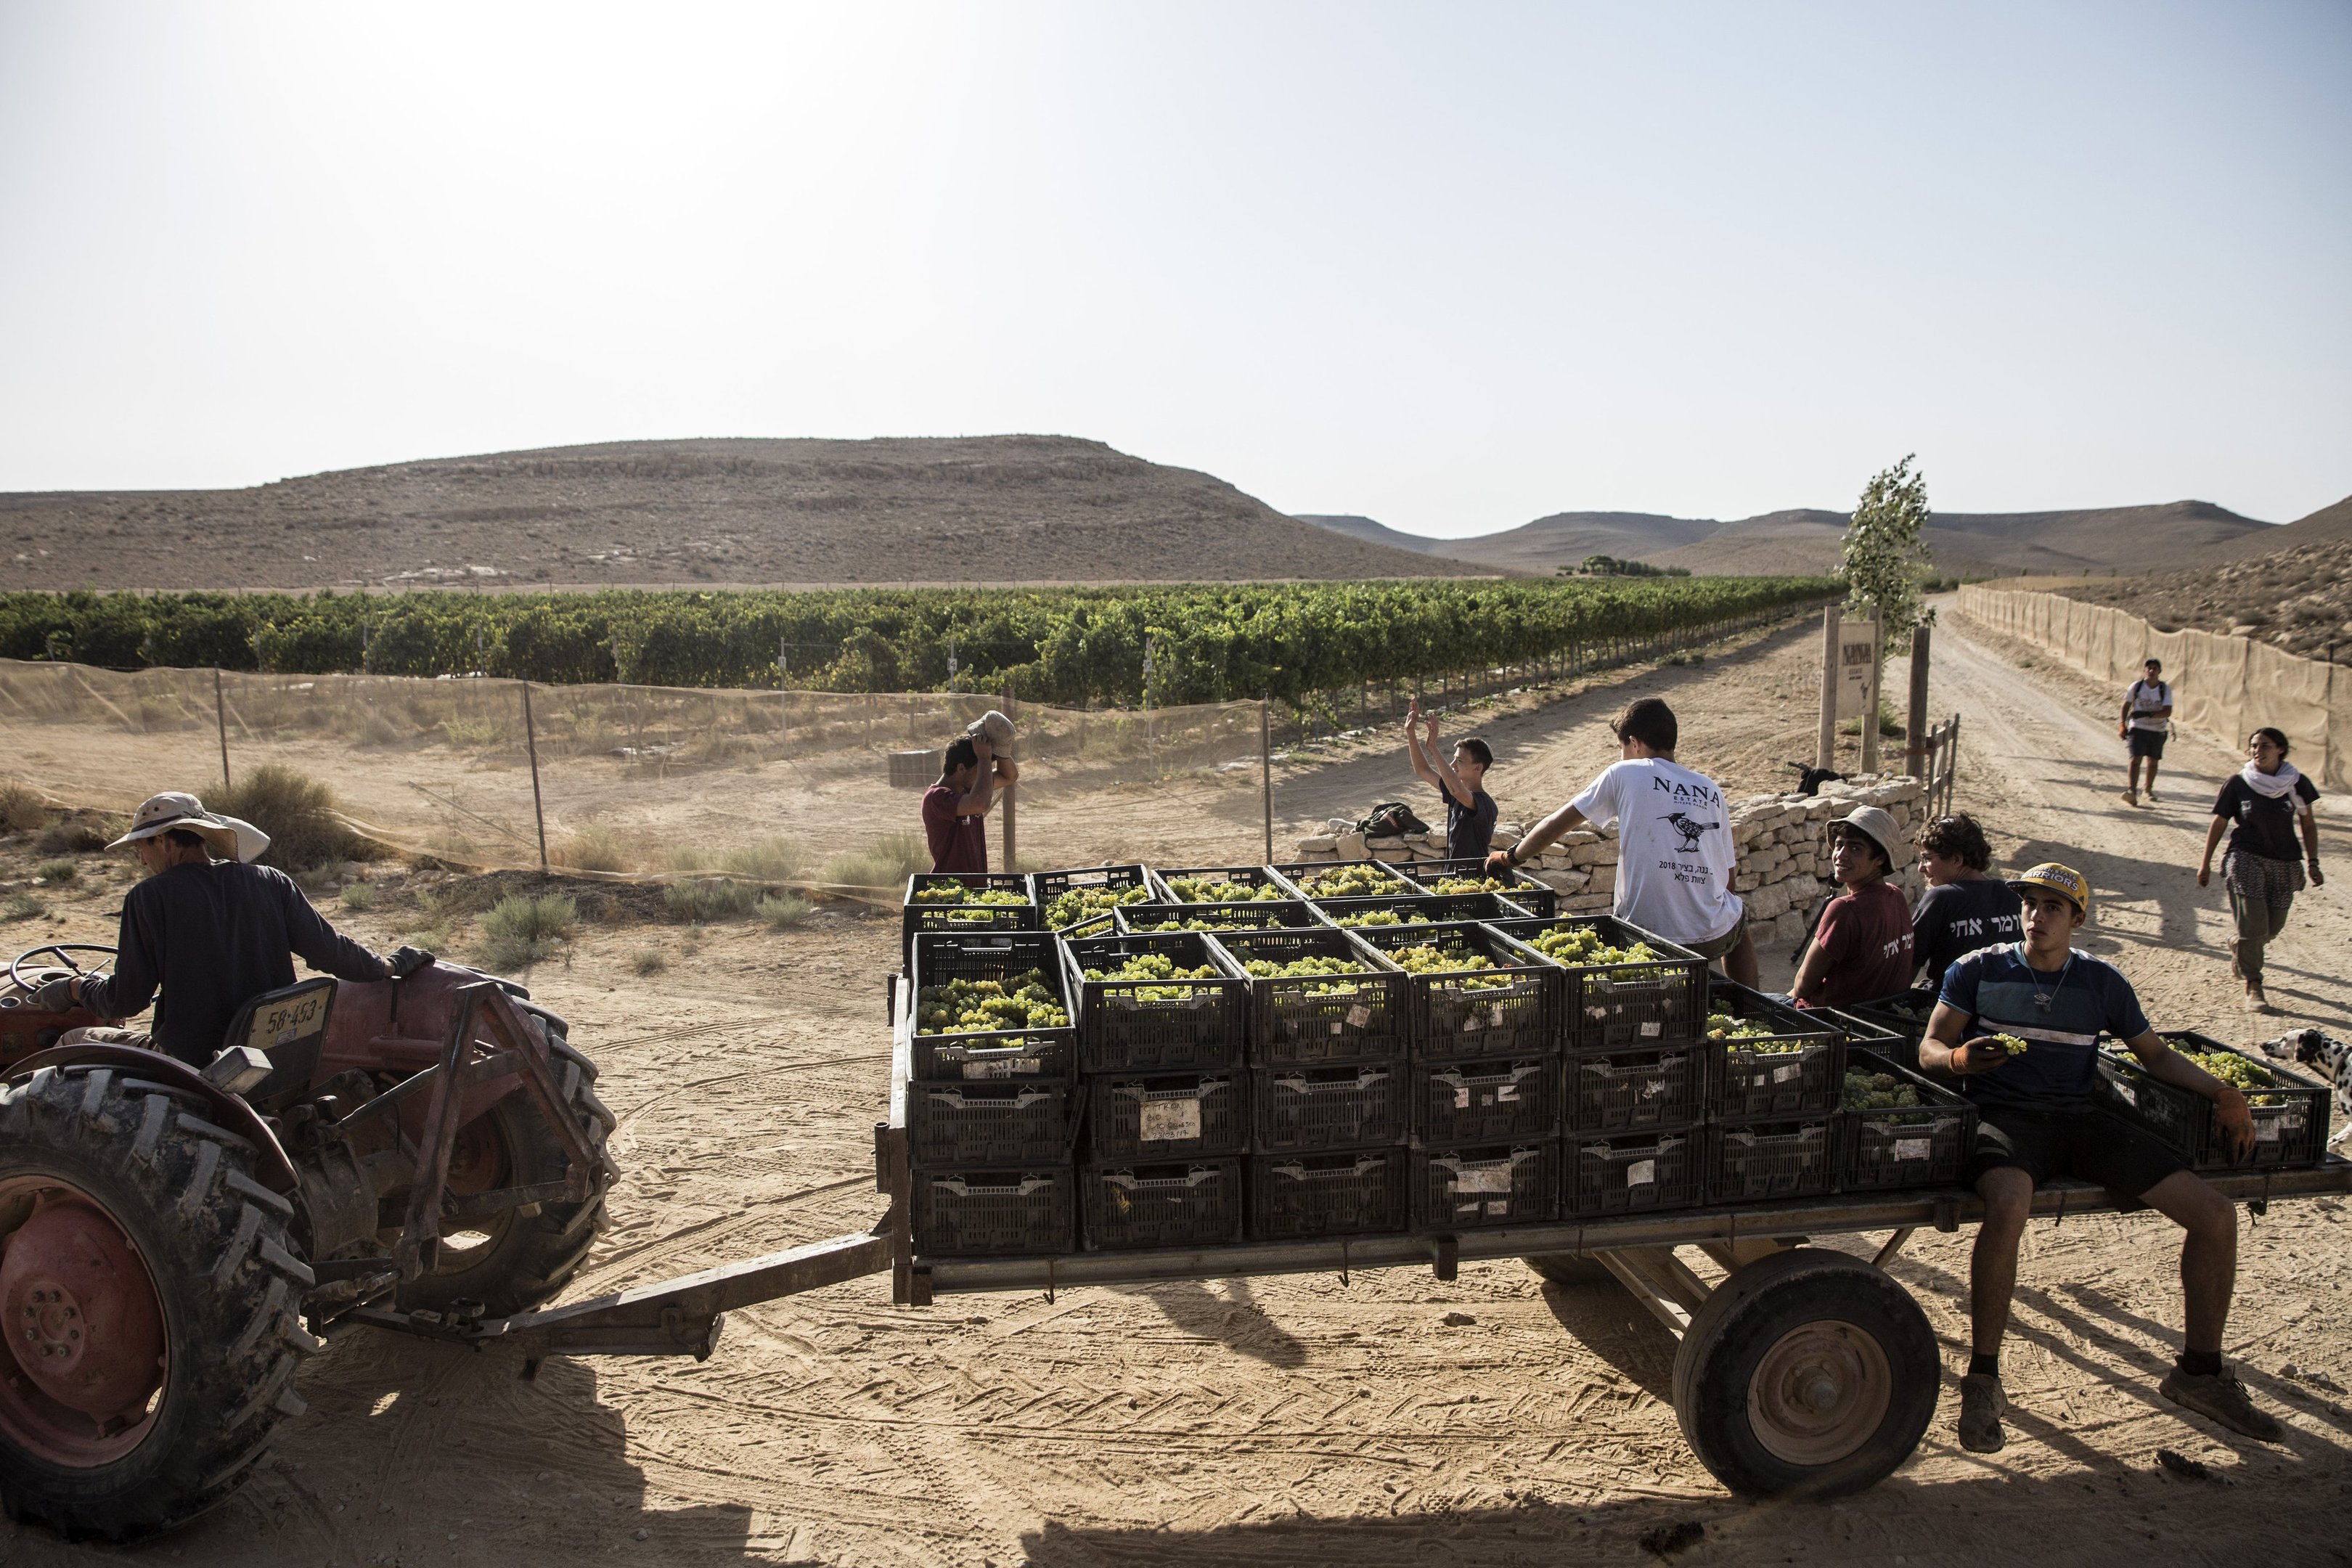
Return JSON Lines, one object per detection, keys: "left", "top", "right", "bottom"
{"left": 2198, "top": 727, "right": 2323, "bottom": 1014}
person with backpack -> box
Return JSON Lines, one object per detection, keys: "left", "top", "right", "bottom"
{"left": 1405, "top": 698, "right": 1497, "bottom": 861}
{"left": 2119, "top": 657, "right": 2173, "bottom": 806}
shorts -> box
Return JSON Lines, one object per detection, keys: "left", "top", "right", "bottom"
{"left": 1683, "top": 909, "right": 1749, "bottom": 963}
{"left": 2126, "top": 728, "right": 2167, "bottom": 759}
{"left": 1967, "top": 1104, "right": 2185, "bottom": 1201}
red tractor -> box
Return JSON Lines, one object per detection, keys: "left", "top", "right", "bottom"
{"left": 0, "top": 942, "right": 618, "bottom": 1541}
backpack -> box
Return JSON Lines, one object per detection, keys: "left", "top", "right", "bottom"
{"left": 1355, "top": 801, "right": 1431, "bottom": 839}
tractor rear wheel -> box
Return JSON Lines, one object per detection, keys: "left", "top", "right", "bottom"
{"left": 396, "top": 1040, "right": 618, "bottom": 1318}
{"left": 0, "top": 1062, "right": 320, "bottom": 1541}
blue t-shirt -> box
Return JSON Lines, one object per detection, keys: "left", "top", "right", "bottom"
{"left": 1937, "top": 944, "right": 2148, "bottom": 1111}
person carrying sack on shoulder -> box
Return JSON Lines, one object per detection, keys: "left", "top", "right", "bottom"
{"left": 920, "top": 710, "right": 1018, "bottom": 875}
{"left": 2119, "top": 657, "right": 2173, "bottom": 806}
{"left": 1404, "top": 698, "right": 1497, "bottom": 862}
{"left": 2198, "top": 726, "right": 2322, "bottom": 1014}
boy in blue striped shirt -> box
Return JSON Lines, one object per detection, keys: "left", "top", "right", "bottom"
{"left": 1919, "top": 862, "right": 2275, "bottom": 1455}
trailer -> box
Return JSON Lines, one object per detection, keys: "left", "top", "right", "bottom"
{"left": 345, "top": 996, "right": 2352, "bottom": 1502}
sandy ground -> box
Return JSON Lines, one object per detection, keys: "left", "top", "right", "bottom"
{"left": 2, "top": 611, "right": 2349, "bottom": 1567}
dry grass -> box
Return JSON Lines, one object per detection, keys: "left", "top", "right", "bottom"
{"left": 213, "top": 763, "right": 366, "bottom": 871}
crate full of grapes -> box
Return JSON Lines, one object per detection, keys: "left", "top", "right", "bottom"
{"left": 1700, "top": 981, "right": 1845, "bottom": 1119}
{"left": 1115, "top": 899, "right": 1326, "bottom": 935}
{"left": 1347, "top": 920, "right": 1559, "bottom": 1061}
{"left": 1494, "top": 916, "right": 1707, "bottom": 1050}
{"left": 1146, "top": 865, "right": 1291, "bottom": 903}
{"left": 1835, "top": 1049, "right": 1977, "bottom": 1192}
{"left": 1315, "top": 891, "right": 1530, "bottom": 930}
{"left": 901, "top": 873, "right": 1037, "bottom": 964}
{"left": 1060, "top": 930, "right": 1247, "bottom": 1073}
{"left": 1031, "top": 864, "right": 1156, "bottom": 936}
{"left": 1249, "top": 1148, "right": 1409, "bottom": 1240}
{"left": 907, "top": 932, "right": 1077, "bottom": 1070}
{"left": 2096, "top": 1032, "right": 2331, "bottom": 1169}
{"left": 1400, "top": 857, "right": 1559, "bottom": 918}
{"left": 1267, "top": 859, "right": 1426, "bottom": 902}
{"left": 1204, "top": 927, "right": 1407, "bottom": 1068}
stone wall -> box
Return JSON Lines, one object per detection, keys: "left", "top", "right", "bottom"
{"left": 1290, "top": 774, "right": 1930, "bottom": 953}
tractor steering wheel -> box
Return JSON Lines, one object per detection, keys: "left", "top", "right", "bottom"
{"left": 9, "top": 943, "right": 118, "bottom": 993}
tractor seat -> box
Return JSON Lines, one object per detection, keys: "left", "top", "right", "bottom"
{"left": 219, "top": 976, "right": 338, "bottom": 1108}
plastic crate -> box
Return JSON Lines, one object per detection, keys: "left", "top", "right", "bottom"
{"left": 1412, "top": 1142, "right": 1558, "bottom": 1230}
{"left": 1835, "top": 1048, "right": 1977, "bottom": 1193}
{"left": 1254, "top": 1063, "right": 1404, "bottom": 1152}
{"left": 1061, "top": 930, "right": 1246, "bottom": 1074}
{"left": 1397, "top": 858, "right": 1560, "bottom": 918}
{"left": 1564, "top": 1045, "right": 1703, "bottom": 1135}
{"left": 1204, "top": 927, "right": 1408, "bottom": 1068}
{"left": 910, "top": 1167, "right": 1074, "bottom": 1257}
{"left": 1706, "top": 1116, "right": 1834, "bottom": 1204}
{"left": 1314, "top": 891, "right": 1533, "bottom": 930}
{"left": 1703, "top": 981, "right": 1846, "bottom": 1119}
{"left": 1249, "top": 1149, "right": 1409, "bottom": 1240}
{"left": 1811, "top": 1005, "right": 1920, "bottom": 1074}
{"left": 902, "top": 873, "right": 1037, "bottom": 964}
{"left": 907, "top": 931, "right": 1078, "bottom": 1066}
{"left": 1081, "top": 1159, "right": 1244, "bottom": 1250}
{"left": 2095, "top": 1032, "right": 2332, "bottom": 1169}
{"left": 1147, "top": 865, "right": 1290, "bottom": 903}
{"left": 910, "top": 1031, "right": 1074, "bottom": 1084}
{"left": 1347, "top": 920, "right": 1560, "bottom": 1062}
{"left": 1085, "top": 1071, "right": 1248, "bottom": 1161}
{"left": 907, "top": 1082, "right": 1076, "bottom": 1169}
{"left": 1844, "top": 987, "right": 1940, "bottom": 1045}
{"left": 1492, "top": 916, "right": 1709, "bottom": 1050}
{"left": 1117, "top": 899, "right": 1326, "bottom": 934}
{"left": 1267, "top": 860, "right": 1426, "bottom": 902}
{"left": 1029, "top": 865, "right": 1156, "bottom": 935}
{"left": 1415, "top": 1058, "right": 1556, "bottom": 1144}
{"left": 1564, "top": 1130, "right": 1702, "bottom": 1217}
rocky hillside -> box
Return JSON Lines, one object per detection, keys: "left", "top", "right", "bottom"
{"left": 2059, "top": 536, "right": 2352, "bottom": 660}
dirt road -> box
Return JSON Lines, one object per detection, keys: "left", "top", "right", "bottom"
{"left": 2, "top": 613, "right": 2347, "bottom": 1567}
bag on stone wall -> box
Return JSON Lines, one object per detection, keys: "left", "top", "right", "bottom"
{"left": 1355, "top": 801, "right": 1432, "bottom": 839}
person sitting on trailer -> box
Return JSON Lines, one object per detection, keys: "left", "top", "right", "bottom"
{"left": 1917, "top": 862, "right": 2276, "bottom": 1455}
{"left": 1789, "top": 806, "right": 1914, "bottom": 1009}
{"left": 1486, "top": 696, "right": 1757, "bottom": 988}
{"left": 922, "top": 733, "right": 1016, "bottom": 874}
{"left": 1403, "top": 697, "right": 1498, "bottom": 861}
{"left": 1908, "top": 812, "right": 2021, "bottom": 992}
{"left": 28, "top": 792, "right": 427, "bottom": 1067}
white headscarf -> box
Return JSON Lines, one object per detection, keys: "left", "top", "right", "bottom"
{"left": 2241, "top": 757, "right": 2303, "bottom": 800}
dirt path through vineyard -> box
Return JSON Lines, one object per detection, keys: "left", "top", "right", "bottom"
{"left": 2, "top": 610, "right": 2348, "bottom": 1567}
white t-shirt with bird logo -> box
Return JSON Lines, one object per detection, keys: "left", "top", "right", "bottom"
{"left": 1569, "top": 757, "right": 1746, "bottom": 947}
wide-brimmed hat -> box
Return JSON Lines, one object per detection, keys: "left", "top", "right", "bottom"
{"left": 105, "top": 792, "right": 271, "bottom": 863}
{"left": 1832, "top": 806, "right": 1905, "bottom": 870}
{"left": 2007, "top": 861, "right": 2090, "bottom": 914}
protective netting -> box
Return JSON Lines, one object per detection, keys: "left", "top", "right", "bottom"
{"left": 0, "top": 661, "right": 1275, "bottom": 899}
{"left": 1959, "top": 586, "right": 2348, "bottom": 792}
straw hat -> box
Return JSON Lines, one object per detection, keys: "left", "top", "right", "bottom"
{"left": 105, "top": 792, "right": 271, "bottom": 864}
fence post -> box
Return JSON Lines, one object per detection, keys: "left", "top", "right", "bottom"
{"left": 1904, "top": 624, "right": 1931, "bottom": 780}
{"left": 1000, "top": 685, "right": 1017, "bottom": 873}
{"left": 213, "top": 669, "right": 232, "bottom": 791}
{"left": 1816, "top": 605, "right": 1841, "bottom": 770}
{"left": 1860, "top": 611, "right": 1884, "bottom": 775}
{"left": 520, "top": 681, "right": 549, "bottom": 874}
{"left": 1260, "top": 697, "right": 1275, "bottom": 865}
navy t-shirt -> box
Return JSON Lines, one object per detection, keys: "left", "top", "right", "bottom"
{"left": 1445, "top": 788, "right": 1498, "bottom": 862}
{"left": 1911, "top": 878, "right": 2024, "bottom": 992}
{"left": 1937, "top": 944, "right": 2149, "bottom": 1111}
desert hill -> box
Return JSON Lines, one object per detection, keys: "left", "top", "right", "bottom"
{"left": 0, "top": 436, "right": 1489, "bottom": 591}
{"left": 2215, "top": 492, "right": 2352, "bottom": 557}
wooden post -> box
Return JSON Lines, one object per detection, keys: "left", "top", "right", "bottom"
{"left": 1903, "top": 625, "right": 1932, "bottom": 780}
{"left": 213, "top": 669, "right": 232, "bottom": 791}
{"left": 1260, "top": 698, "right": 1274, "bottom": 865}
{"left": 520, "top": 681, "right": 549, "bottom": 873}
{"left": 1860, "top": 611, "right": 1885, "bottom": 775}
{"left": 1000, "top": 686, "right": 1017, "bottom": 873}
{"left": 1816, "top": 605, "right": 1841, "bottom": 770}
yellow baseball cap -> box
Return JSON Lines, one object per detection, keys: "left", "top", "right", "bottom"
{"left": 2006, "top": 862, "right": 2089, "bottom": 913}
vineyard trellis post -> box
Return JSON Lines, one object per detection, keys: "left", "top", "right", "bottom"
{"left": 1000, "top": 685, "right": 1017, "bottom": 872}
{"left": 519, "top": 680, "right": 548, "bottom": 874}
{"left": 213, "top": 668, "right": 231, "bottom": 791}
{"left": 1816, "top": 605, "right": 1841, "bottom": 770}
{"left": 1260, "top": 696, "right": 1274, "bottom": 865}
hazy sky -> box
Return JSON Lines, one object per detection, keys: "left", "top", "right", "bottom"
{"left": 2, "top": 1, "right": 2345, "bottom": 536}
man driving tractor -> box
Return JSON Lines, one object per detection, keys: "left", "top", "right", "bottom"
{"left": 31, "top": 791, "right": 425, "bottom": 1063}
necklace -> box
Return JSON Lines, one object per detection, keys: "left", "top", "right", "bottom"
{"left": 2020, "top": 943, "right": 2073, "bottom": 1012}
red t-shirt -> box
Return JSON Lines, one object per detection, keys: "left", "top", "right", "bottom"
{"left": 1800, "top": 880, "right": 1914, "bottom": 1009}
{"left": 921, "top": 783, "right": 987, "bottom": 873}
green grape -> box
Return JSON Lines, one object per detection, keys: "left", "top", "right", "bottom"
{"left": 1842, "top": 1069, "right": 1924, "bottom": 1111}
{"left": 911, "top": 883, "right": 1028, "bottom": 908}
{"left": 1428, "top": 875, "right": 1508, "bottom": 895}
{"left": 1298, "top": 864, "right": 1404, "bottom": 899}
{"left": 1241, "top": 952, "right": 1369, "bottom": 995}
{"left": 2171, "top": 1045, "right": 2286, "bottom": 1105}
{"left": 914, "top": 970, "right": 1069, "bottom": 1034}
{"left": 1988, "top": 1032, "right": 2030, "bottom": 1055}
{"left": 1385, "top": 944, "right": 1512, "bottom": 991}
{"left": 1707, "top": 1011, "right": 1806, "bottom": 1050}
{"left": 1043, "top": 883, "right": 1149, "bottom": 930}
{"left": 1167, "top": 875, "right": 1278, "bottom": 904}
{"left": 1332, "top": 909, "right": 1432, "bottom": 928}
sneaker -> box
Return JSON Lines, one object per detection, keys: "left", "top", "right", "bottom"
{"left": 2160, "top": 1366, "right": 2284, "bottom": 1442}
{"left": 2120, "top": 790, "right": 2139, "bottom": 807}
{"left": 2145, "top": 790, "right": 2160, "bottom": 804}
{"left": 1959, "top": 1371, "right": 2006, "bottom": 1453}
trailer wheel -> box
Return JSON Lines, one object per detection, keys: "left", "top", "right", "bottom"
{"left": 1523, "top": 1252, "right": 1619, "bottom": 1290}
{"left": 1671, "top": 1247, "right": 1936, "bottom": 1499}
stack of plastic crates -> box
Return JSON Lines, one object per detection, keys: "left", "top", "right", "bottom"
{"left": 1345, "top": 920, "right": 1562, "bottom": 1234}
{"left": 1030, "top": 864, "right": 1156, "bottom": 942}
{"left": 1832, "top": 987, "right": 1941, "bottom": 1071}
{"left": 1266, "top": 859, "right": 1426, "bottom": 902}
{"left": 1392, "top": 857, "right": 1560, "bottom": 918}
{"left": 1698, "top": 981, "right": 1845, "bottom": 1204}
{"left": 1837, "top": 1048, "right": 1978, "bottom": 1192}
{"left": 900, "top": 872, "right": 1037, "bottom": 969}
{"left": 2096, "top": 1031, "right": 2333, "bottom": 1171}
{"left": 1202, "top": 925, "right": 1413, "bottom": 1240}
{"left": 1496, "top": 915, "right": 1710, "bottom": 1221}
{"left": 902, "top": 931, "right": 1079, "bottom": 1256}
{"left": 1061, "top": 929, "right": 1251, "bottom": 1249}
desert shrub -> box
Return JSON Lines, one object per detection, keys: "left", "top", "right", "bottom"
{"left": 2, "top": 892, "right": 43, "bottom": 921}
{"left": 34, "top": 817, "right": 111, "bottom": 855}
{"left": 340, "top": 881, "right": 376, "bottom": 910}
{"left": 552, "top": 825, "right": 629, "bottom": 873}
{"left": 0, "top": 783, "right": 46, "bottom": 833}
{"left": 476, "top": 892, "right": 579, "bottom": 971}
{"left": 663, "top": 879, "right": 757, "bottom": 923}
{"left": 630, "top": 947, "right": 668, "bottom": 976}
{"left": 756, "top": 893, "right": 814, "bottom": 930}
{"left": 212, "top": 764, "right": 365, "bottom": 871}
{"left": 722, "top": 836, "right": 804, "bottom": 881}
{"left": 34, "top": 859, "right": 77, "bottom": 884}
{"left": 816, "top": 832, "right": 929, "bottom": 891}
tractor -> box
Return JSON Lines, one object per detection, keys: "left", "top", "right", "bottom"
{"left": 0, "top": 940, "right": 618, "bottom": 1541}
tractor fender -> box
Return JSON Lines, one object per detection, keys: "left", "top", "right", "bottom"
{"left": 4, "top": 1042, "right": 301, "bottom": 1198}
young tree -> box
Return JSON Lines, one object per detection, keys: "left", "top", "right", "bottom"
{"left": 1842, "top": 454, "right": 1935, "bottom": 645}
